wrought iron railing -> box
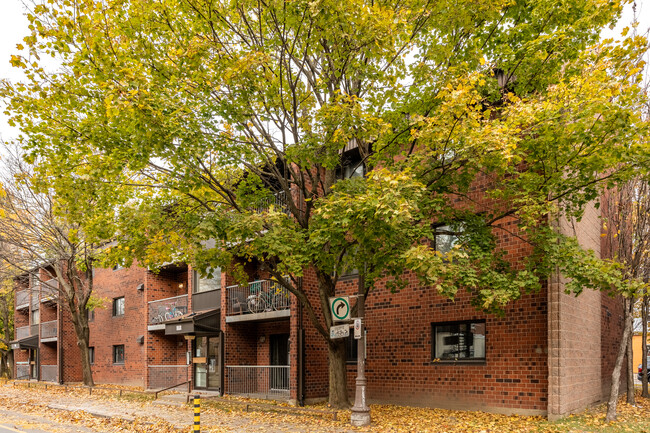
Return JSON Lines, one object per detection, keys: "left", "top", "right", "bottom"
{"left": 41, "top": 279, "right": 59, "bottom": 302}
{"left": 16, "top": 290, "right": 29, "bottom": 309}
{"left": 41, "top": 365, "right": 57, "bottom": 382}
{"left": 41, "top": 320, "right": 57, "bottom": 339}
{"left": 226, "top": 279, "right": 291, "bottom": 316}
{"left": 253, "top": 190, "right": 290, "bottom": 214}
{"left": 226, "top": 366, "right": 290, "bottom": 397}
{"left": 148, "top": 295, "right": 188, "bottom": 325}
{"left": 147, "top": 365, "right": 189, "bottom": 390}
{"left": 16, "top": 326, "right": 30, "bottom": 340}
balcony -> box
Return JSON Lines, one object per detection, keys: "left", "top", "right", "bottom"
{"left": 41, "top": 364, "right": 58, "bottom": 382}
{"left": 148, "top": 294, "right": 188, "bottom": 331}
{"left": 225, "top": 279, "right": 291, "bottom": 323}
{"left": 41, "top": 279, "right": 59, "bottom": 303}
{"left": 15, "top": 325, "right": 30, "bottom": 340}
{"left": 226, "top": 365, "right": 289, "bottom": 399}
{"left": 16, "top": 290, "right": 29, "bottom": 310}
{"left": 41, "top": 320, "right": 58, "bottom": 342}
{"left": 253, "top": 190, "right": 291, "bottom": 214}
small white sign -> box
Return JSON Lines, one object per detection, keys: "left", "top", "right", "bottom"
{"left": 330, "top": 296, "right": 351, "bottom": 322}
{"left": 330, "top": 324, "right": 350, "bottom": 339}
{"left": 354, "top": 318, "right": 362, "bottom": 339}
{"left": 176, "top": 325, "right": 182, "bottom": 331}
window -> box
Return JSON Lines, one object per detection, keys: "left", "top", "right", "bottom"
{"left": 432, "top": 320, "right": 486, "bottom": 361}
{"left": 112, "top": 297, "right": 125, "bottom": 317}
{"left": 89, "top": 347, "right": 95, "bottom": 365}
{"left": 112, "top": 264, "right": 123, "bottom": 271}
{"left": 32, "top": 309, "right": 40, "bottom": 325}
{"left": 337, "top": 147, "right": 366, "bottom": 180}
{"left": 433, "top": 225, "right": 460, "bottom": 254}
{"left": 193, "top": 267, "right": 221, "bottom": 293}
{"left": 87, "top": 309, "right": 95, "bottom": 322}
{"left": 345, "top": 332, "right": 367, "bottom": 363}
{"left": 113, "top": 345, "right": 125, "bottom": 364}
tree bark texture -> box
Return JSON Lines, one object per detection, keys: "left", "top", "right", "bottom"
{"left": 607, "top": 298, "right": 633, "bottom": 421}
{"left": 328, "top": 338, "right": 349, "bottom": 408}
{"left": 627, "top": 326, "right": 635, "bottom": 405}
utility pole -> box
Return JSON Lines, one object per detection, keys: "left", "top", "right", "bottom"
{"left": 350, "top": 269, "right": 370, "bottom": 426}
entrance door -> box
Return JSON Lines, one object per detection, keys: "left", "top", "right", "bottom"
{"left": 29, "top": 349, "right": 38, "bottom": 380}
{"left": 269, "top": 334, "right": 289, "bottom": 390}
{"left": 193, "top": 336, "right": 221, "bottom": 391}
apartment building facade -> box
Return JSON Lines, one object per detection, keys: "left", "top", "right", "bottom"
{"left": 11, "top": 202, "right": 625, "bottom": 419}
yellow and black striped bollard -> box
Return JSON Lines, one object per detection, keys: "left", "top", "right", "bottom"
{"left": 193, "top": 394, "right": 200, "bottom": 433}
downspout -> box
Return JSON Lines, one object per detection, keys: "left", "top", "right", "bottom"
{"left": 58, "top": 299, "right": 63, "bottom": 384}
{"left": 298, "top": 277, "right": 305, "bottom": 407}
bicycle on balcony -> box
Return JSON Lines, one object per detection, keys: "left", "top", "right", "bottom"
{"left": 246, "top": 280, "right": 290, "bottom": 313}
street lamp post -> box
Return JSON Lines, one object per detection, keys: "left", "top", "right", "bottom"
{"left": 350, "top": 271, "right": 370, "bottom": 426}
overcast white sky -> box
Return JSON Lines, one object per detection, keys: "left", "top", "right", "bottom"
{"left": 0, "top": 0, "right": 647, "bottom": 149}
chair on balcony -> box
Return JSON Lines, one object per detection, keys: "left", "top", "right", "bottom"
{"left": 231, "top": 291, "right": 249, "bottom": 315}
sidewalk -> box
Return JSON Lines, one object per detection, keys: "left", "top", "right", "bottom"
{"left": 2, "top": 382, "right": 649, "bottom": 433}
{"left": 0, "top": 383, "right": 357, "bottom": 433}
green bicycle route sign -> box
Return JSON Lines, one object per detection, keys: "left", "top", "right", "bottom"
{"left": 330, "top": 296, "right": 350, "bottom": 322}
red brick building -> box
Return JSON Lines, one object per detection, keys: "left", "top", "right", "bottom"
{"left": 11, "top": 201, "right": 625, "bottom": 419}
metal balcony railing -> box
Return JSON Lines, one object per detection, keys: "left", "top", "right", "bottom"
{"left": 15, "top": 326, "right": 29, "bottom": 340}
{"left": 148, "top": 294, "right": 188, "bottom": 325}
{"left": 41, "top": 279, "right": 59, "bottom": 302}
{"left": 30, "top": 324, "right": 39, "bottom": 336}
{"left": 16, "top": 290, "right": 29, "bottom": 309}
{"left": 41, "top": 365, "right": 57, "bottom": 382}
{"left": 226, "top": 279, "right": 291, "bottom": 316}
{"left": 16, "top": 363, "right": 29, "bottom": 380}
{"left": 41, "top": 320, "right": 57, "bottom": 340}
{"left": 147, "top": 365, "right": 189, "bottom": 390}
{"left": 226, "top": 365, "right": 290, "bottom": 397}
{"left": 253, "top": 190, "right": 291, "bottom": 214}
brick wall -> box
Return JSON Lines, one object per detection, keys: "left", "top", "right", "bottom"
{"left": 88, "top": 264, "right": 147, "bottom": 386}
{"left": 547, "top": 202, "right": 620, "bottom": 418}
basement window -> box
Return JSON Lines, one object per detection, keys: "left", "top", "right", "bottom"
{"left": 432, "top": 320, "right": 486, "bottom": 362}
{"left": 89, "top": 347, "right": 95, "bottom": 365}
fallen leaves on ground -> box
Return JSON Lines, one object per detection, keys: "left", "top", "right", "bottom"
{"left": 3, "top": 382, "right": 650, "bottom": 432}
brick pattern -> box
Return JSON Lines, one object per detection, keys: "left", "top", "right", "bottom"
{"left": 88, "top": 264, "right": 147, "bottom": 386}
{"left": 547, "top": 203, "right": 623, "bottom": 418}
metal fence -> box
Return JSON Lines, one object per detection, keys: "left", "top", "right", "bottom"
{"left": 41, "top": 365, "right": 57, "bottom": 382}
{"left": 226, "top": 279, "right": 291, "bottom": 316}
{"left": 41, "top": 279, "right": 59, "bottom": 302}
{"left": 147, "top": 365, "right": 189, "bottom": 390}
{"left": 41, "top": 320, "right": 57, "bottom": 339}
{"left": 15, "top": 325, "right": 30, "bottom": 340}
{"left": 148, "top": 295, "right": 188, "bottom": 325}
{"left": 30, "top": 324, "right": 39, "bottom": 336}
{"left": 226, "top": 365, "right": 290, "bottom": 398}
{"left": 253, "top": 190, "right": 291, "bottom": 214}
{"left": 16, "top": 362, "right": 29, "bottom": 379}
{"left": 16, "top": 290, "right": 29, "bottom": 309}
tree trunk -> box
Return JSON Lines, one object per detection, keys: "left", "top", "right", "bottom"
{"left": 643, "top": 295, "right": 648, "bottom": 398}
{"left": 607, "top": 298, "right": 633, "bottom": 421}
{"left": 328, "top": 338, "right": 349, "bottom": 408}
{"left": 69, "top": 308, "right": 94, "bottom": 387}
{"left": 7, "top": 349, "right": 13, "bottom": 379}
{"left": 627, "top": 327, "right": 635, "bottom": 405}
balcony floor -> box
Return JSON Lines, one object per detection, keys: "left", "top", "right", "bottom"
{"left": 225, "top": 309, "right": 290, "bottom": 324}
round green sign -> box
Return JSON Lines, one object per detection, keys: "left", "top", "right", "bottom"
{"left": 331, "top": 297, "right": 350, "bottom": 320}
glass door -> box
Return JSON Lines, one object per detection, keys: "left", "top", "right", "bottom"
{"left": 194, "top": 336, "right": 221, "bottom": 390}
{"left": 194, "top": 337, "right": 207, "bottom": 388}
{"left": 207, "top": 336, "right": 221, "bottom": 391}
